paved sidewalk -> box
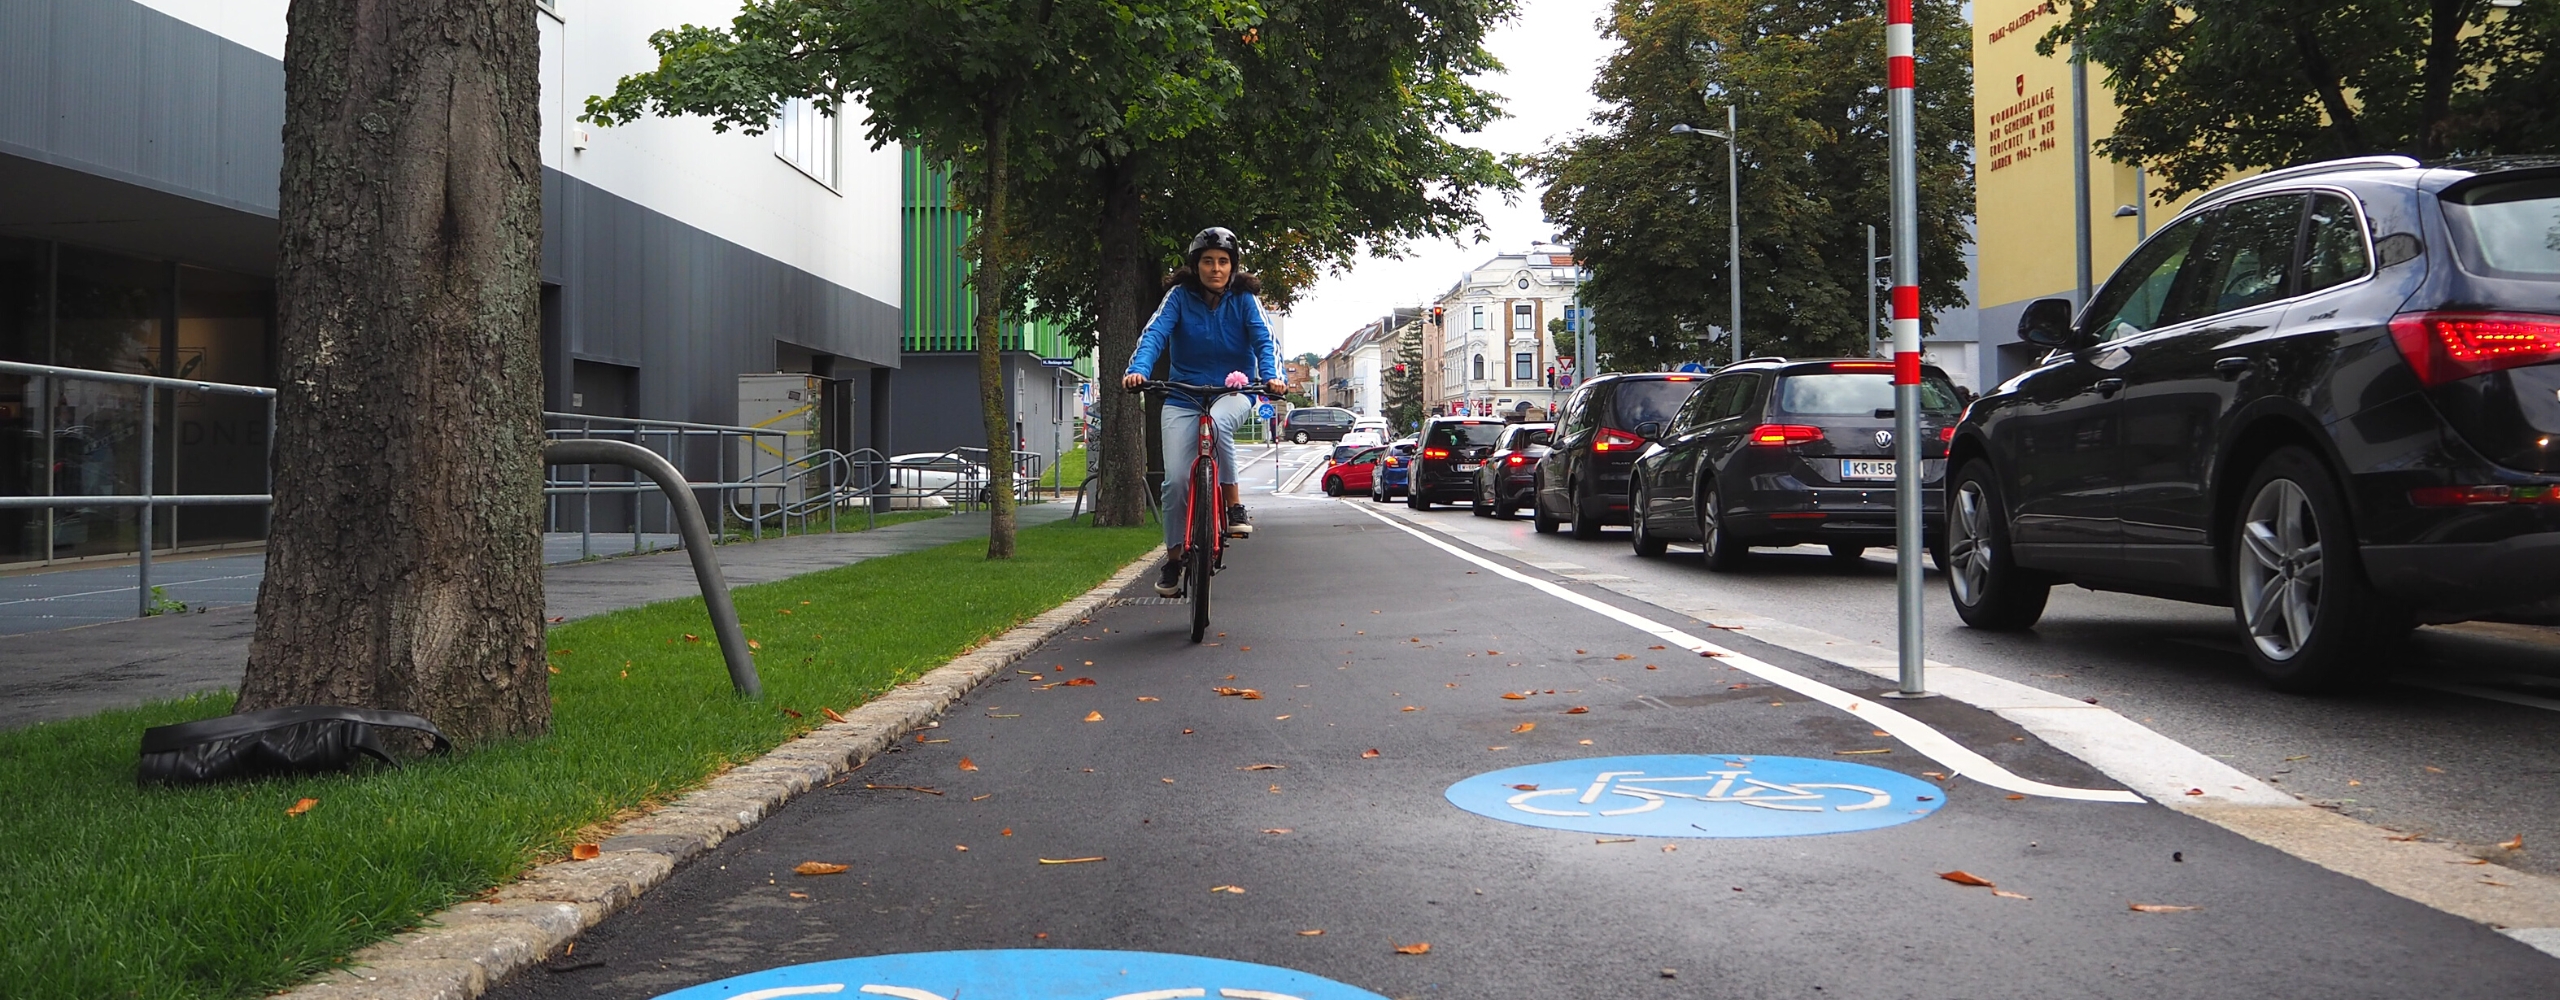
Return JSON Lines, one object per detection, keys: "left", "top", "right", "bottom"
{"left": 0, "top": 506, "right": 1078, "bottom": 731}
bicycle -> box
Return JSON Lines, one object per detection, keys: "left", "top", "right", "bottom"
{"left": 1131, "top": 379, "right": 1264, "bottom": 643}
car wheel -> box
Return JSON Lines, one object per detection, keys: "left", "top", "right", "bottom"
{"left": 1827, "top": 544, "right": 1867, "bottom": 565}
{"left": 2229, "top": 446, "right": 2410, "bottom": 693}
{"left": 1631, "top": 483, "right": 1669, "bottom": 557}
{"left": 1532, "top": 495, "right": 1559, "bottom": 534}
{"left": 1568, "top": 478, "right": 1603, "bottom": 540}
{"left": 1698, "top": 483, "right": 1749, "bottom": 571}
{"left": 1324, "top": 476, "right": 1343, "bottom": 497}
{"left": 1292, "top": 430, "right": 1310, "bottom": 444}
{"left": 1495, "top": 494, "right": 1517, "bottom": 519}
{"left": 1472, "top": 481, "right": 1493, "bottom": 517}
{"left": 1945, "top": 460, "right": 2049, "bottom": 630}
{"left": 1408, "top": 487, "right": 1432, "bottom": 511}
{"left": 1369, "top": 482, "right": 1384, "bottom": 503}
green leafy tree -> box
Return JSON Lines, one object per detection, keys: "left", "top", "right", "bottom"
{"left": 1382, "top": 323, "right": 1426, "bottom": 433}
{"left": 2043, "top": 0, "right": 2560, "bottom": 198}
{"left": 584, "top": 0, "right": 1253, "bottom": 557}
{"left": 1531, "top": 0, "right": 1972, "bottom": 367}
{"left": 1007, "top": 0, "right": 1517, "bottom": 526}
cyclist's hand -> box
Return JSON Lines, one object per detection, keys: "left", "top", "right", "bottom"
{"left": 1265, "top": 379, "right": 1289, "bottom": 396}
{"left": 1121, "top": 372, "right": 1148, "bottom": 391}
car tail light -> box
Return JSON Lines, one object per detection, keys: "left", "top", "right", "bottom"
{"left": 1937, "top": 426, "right": 1957, "bottom": 443}
{"left": 1422, "top": 447, "right": 1450, "bottom": 459}
{"left": 2409, "top": 484, "right": 2560, "bottom": 506}
{"left": 1593, "top": 428, "right": 1644, "bottom": 452}
{"left": 1506, "top": 454, "right": 1527, "bottom": 466}
{"left": 2388, "top": 311, "right": 2560, "bottom": 388}
{"left": 1383, "top": 456, "right": 1400, "bottom": 467}
{"left": 1746, "top": 424, "right": 1825, "bottom": 447}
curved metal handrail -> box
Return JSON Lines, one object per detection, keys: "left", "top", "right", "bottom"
{"left": 542, "top": 439, "right": 760, "bottom": 698}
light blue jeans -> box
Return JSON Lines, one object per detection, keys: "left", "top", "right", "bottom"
{"left": 1161, "top": 395, "right": 1252, "bottom": 550}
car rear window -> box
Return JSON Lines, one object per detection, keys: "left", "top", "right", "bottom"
{"left": 1506, "top": 427, "right": 1553, "bottom": 449}
{"left": 1610, "top": 378, "right": 1703, "bottom": 428}
{"left": 1776, "top": 372, "right": 1963, "bottom": 416}
{"left": 2444, "top": 178, "right": 2560, "bottom": 281}
{"left": 1426, "top": 422, "right": 1506, "bottom": 448}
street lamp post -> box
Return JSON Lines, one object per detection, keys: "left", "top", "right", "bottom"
{"left": 1670, "top": 104, "right": 1743, "bottom": 365}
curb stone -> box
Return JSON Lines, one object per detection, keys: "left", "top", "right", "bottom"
{"left": 283, "top": 550, "right": 1161, "bottom": 1000}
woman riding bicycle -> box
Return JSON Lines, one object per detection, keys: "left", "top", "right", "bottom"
{"left": 1121, "top": 227, "right": 1288, "bottom": 597}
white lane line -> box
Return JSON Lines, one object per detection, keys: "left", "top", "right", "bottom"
{"left": 0, "top": 572, "right": 264, "bottom": 607}
{"left": 1343, "top": 501, "right": 2142, "bottom": 803}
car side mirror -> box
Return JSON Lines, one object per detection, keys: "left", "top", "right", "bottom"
{"left": 2017, "top": 298, "right": 2082, "bottom": 348}
{"left": 1636, "top": 420, "right": 1665, "bottom": 439}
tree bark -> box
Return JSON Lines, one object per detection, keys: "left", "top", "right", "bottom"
{"left": 241, "top": 0, "right": 549, "bottom": 741}
{"left": 1092, "top": 157, "right": 1152, "bottom": 528}
{"left": 977, "top": 107, "right": 1018, "bottom": 559}
{"left": 2286, "top": 20, "right": 2369, "bottom": 156}
{"left": 2417, "top": 0, "right": 2472, "bottom": 158}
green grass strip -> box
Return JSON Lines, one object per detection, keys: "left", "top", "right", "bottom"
{"left": 0, "top": 517, "right": 1159, "bottom": 1000}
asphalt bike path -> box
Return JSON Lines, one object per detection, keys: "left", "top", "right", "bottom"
{"left": 484, "top": 500, "right": 2552, "bottom": 1000}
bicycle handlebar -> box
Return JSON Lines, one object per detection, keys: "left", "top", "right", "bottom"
{"left": 1127, "top": 379, "right": 1268, "bottom": 400}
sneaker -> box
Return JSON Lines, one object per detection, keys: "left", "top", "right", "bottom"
{"left": 1225, "top": 504, "right": 1253, "bottom": 538}
{"left": 1155, "top": 551, "right": 1185, "bottom": 597}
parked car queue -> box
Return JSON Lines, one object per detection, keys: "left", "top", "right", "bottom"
{"left": 1315, "top": 155, "right": 2560, "bottom": 696}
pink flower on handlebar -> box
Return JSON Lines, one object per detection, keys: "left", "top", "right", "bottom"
{"left": 1225, "top": 371, "right": 1251, "bottom": 388}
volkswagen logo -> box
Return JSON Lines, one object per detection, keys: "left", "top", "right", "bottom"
{"left": 1874, "top": 429, "right": 1894, "bottom": 449}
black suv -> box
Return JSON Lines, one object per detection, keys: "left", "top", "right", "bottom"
{"left": 1629, "top": 359, "right": 1960, "bottom": 567}
{"left": 1407, "top": 417, "right": 1506, "bottom": 510}
{"left": 1282, "top": 406, "right": 1358, "bottom": 443}
{"left": 1949, "top": 155, "right": 2560, "bottom": 691}
{"left": 1534, "top": 372, "right": 1711, "bottom": 537}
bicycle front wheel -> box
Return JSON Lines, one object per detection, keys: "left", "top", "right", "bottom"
{"left": 1189, "top": 468, "right": 1216, "bottom": 643}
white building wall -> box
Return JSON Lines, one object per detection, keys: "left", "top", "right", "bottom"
{"left": 124, "top": 0, "right": 901, "bottom": 310}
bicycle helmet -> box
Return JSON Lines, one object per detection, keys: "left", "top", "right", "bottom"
{"left": 1186, "top": 227, "right": 1241, "bottom": 264}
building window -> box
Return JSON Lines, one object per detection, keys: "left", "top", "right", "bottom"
{"left": 1515, "top": 352, "right": 1534, "bottom": 381}
{"left": 1512, "top": 303, "right": 1533, "bottom": 331}
{"left": 1471, "top": 305, "right": 1486, "bottom": 331}
{"left": 775, "top": 96, "right": 839, "bottom": 189}
{"left": 1472, "top": 354, "right": 1485, "bottom": 381}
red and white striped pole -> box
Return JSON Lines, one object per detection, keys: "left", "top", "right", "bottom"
{"left": 1885, "top": 0, "right": 1933, "bottom": 698}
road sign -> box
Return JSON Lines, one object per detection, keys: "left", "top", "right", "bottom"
{"left": 1258, "top": 402, "right": 1275, "bottom": 420}
{"left": 1040, "top": 357, "right": 1078, "bottom": 368}
{"left": 1444, "top": 754, "right": 1943, "bottom": 838}
{"left": 1677, "top": 362, "right": 1711, "bottom": 374}
{"left": 648, "top": 950, "right": 1390, "bottom": 1000}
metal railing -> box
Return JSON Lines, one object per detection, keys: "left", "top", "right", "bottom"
{"left": 0, "top": 360, "right": 277, "bottom": 617}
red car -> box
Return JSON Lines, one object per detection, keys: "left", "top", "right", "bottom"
{"left": 1321, "top": 445, "right": 1386, "bottom": 496}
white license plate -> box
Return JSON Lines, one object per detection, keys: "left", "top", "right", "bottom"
{"left": 1456, "top": 463, "right": 1481, "bottom": 473}
{"left": 1842, "top": 459, "right": 1896, "bottom": 480}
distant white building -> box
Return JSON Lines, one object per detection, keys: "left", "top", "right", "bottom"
{"left": 1430, "top": 243, "right": 1581, "bottom": 420}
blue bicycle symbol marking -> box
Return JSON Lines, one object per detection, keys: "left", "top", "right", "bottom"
{"left": 1445, "top": 754, "right": 1944, "bottom": 838}
{"left": 648, "top": 950, "right": 1388, "bottom": 1000}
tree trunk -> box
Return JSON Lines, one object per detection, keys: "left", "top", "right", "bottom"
{"left": 2417, "top": 0, "right": 2471, "bottom": 158}
{"left": 240, "top": 0, "right": 549, "bottom": 742}
{"left": 1092, "top": 157, "right": 1152, "bottom": 528}
{"left": 977, "top": 109, "right": 1018, "bottom": 559}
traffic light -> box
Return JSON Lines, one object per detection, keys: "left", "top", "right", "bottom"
{"left": 1431, "top": 306, "right": 1445, "bottom": 327}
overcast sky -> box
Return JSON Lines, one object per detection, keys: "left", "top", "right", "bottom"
{"left": 1273, "top": 0, "right": 1617, "bottom": 359}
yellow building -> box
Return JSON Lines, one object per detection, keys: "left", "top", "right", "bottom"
{"left": 1968, "top": 0, "right": 2217, "bottom": 385}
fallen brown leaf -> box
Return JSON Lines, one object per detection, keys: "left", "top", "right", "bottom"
{"left": 2183, "top": 788, "right": 2205, "bottom": 796}
{"left": 570, "top": 843, "right": 600, "bottom": 861}
{"left": 958, "top": 757, "right": 979, "bottom": 772}
{"left": 2005, "top": 794, "right": 2027, "bottom": 801}
{"left": 1297, "top": 929, "right": 1325, "bottom": 936}
{"left": 1511, "top": 722, "right": 1536, "bottom": 733}
{"left": 1511, "top": 783, "right": 1539, "bottom": 791}
{"left": 1990, "top": 889, "right": 2032, "bottom": 900}
{"left": 794, "top": 862, "right": 849, "bottom": 876}
{"left": 1392, "top": 942, "right": 1432, "bottom": 956}
{"left": 954, "top": 844, "right": 969, "bottom": 852}
{"left": 2500, "top": 834, "right": 2525, "bottom": 850}
{"left": 1064, "top": 677, "right": 1096, "bottom": 686}
{"left": 1613, "top": 653, "right": 1634, "bottom": 660}
{"left": 547, "top": 616, "right": 566, "bottom": 623}
{"left": 683, "top": 634, "right": 700, "bottom": 643}
{"left": 1038, "top": 857, "right": 1105, "bottom": 865}
{"left": 1136, "top": 696, "right": 1161, "bottom": 702}
{"left": 1594, "top": 837, "right": 1635, "bottom": 844}
{"left": 1262, "top": 828, "right": 1293, "bottom": 834}
{"left": 1486, "top": 650, "right": 1501, "bottom": 655}
{"left": 286, "top": 798, "right": 318, "bottom": 817}
{"left": 1501, "top": 692, "right": 1529, "bottom": 700}
{"left": 822, "top": 707, "right": 849, "bottom": 723}
{"left": 1361, "top": 749, "right": 1381, "bottom": 759}
{"left": 1210, "top": 884, "right": 1246, "bottom": 894}
{"left": 1240, "top": 763, "right": 1287, "bottom": 771}
{"left": 2385, "top": 833, "right": 2423, "bottom": 842}
{"left": 1938, "top": 871, "right": 1996, "bottom": 887}
{"left": 746, "top": 639, "right": 762, "bottom": 651}
{"left": 788, "top": 891, "right": 807, "bottom": 898}
{"left": 1564, "top": 706, "right": 1590, "bottom": 714}
{"left": 1084, "top": 711, "right": 1105, "bottom": 722}
{"left": 1401, "top": 705, "right": 1419, "bottom": 712}
{"left": 2129, "top": 903, "right": 2198, "bottom": 913}
{"left": 861, "top": 784, "right": 944, "bottom": 795}
{"left": 779, "top": 707, "right": 804, "bottom": 719}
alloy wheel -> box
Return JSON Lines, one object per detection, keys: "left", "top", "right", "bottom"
{"left": 2237, "top": 478, "right": 2323, "bottom": 661}
{"left": 1948, "top": 480, "right": 1994, "bottom": 607}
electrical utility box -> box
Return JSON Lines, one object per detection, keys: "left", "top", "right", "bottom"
{"left": 737, "top": 373, "right": 824, "bottom": 510}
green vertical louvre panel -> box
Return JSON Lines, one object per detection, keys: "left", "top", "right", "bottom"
{"left": 902, "top": 149, "right": 1079, "bottom": 359}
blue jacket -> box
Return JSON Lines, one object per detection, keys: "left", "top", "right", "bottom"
{"left": 1127, "top": 285, "right": 1280, "bottom": 400}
